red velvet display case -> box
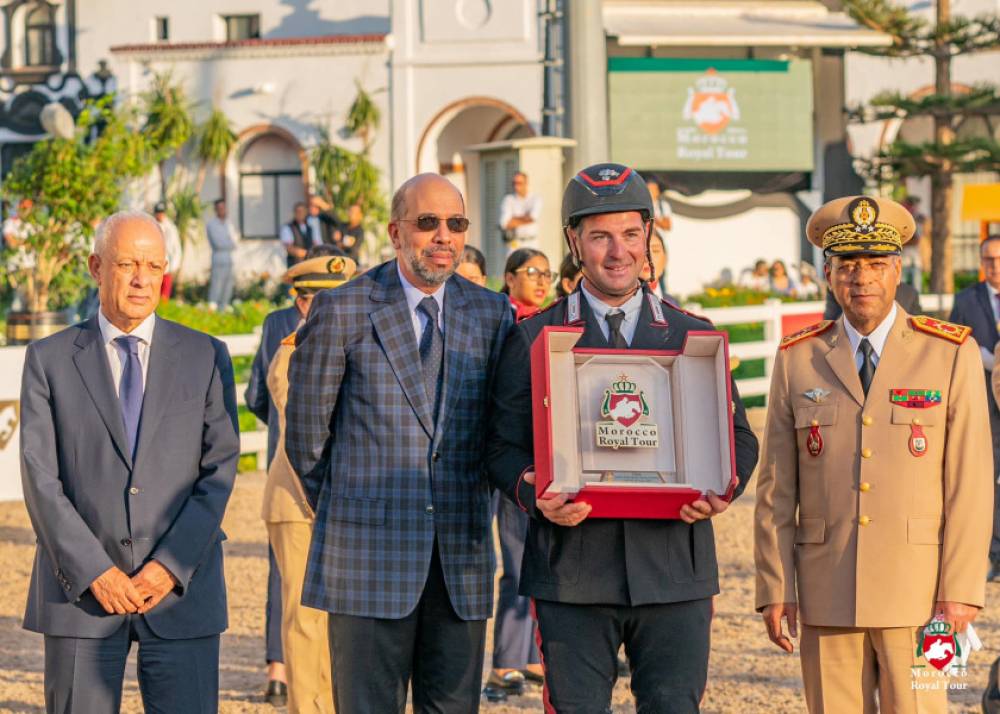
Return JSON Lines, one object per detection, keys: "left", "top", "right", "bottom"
{"left": 530, "top": 326, "right": 738, "bottom": 519}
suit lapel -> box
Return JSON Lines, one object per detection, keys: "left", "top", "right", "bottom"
{"left": 72, "top": 318, "right": 132, "bottom": 468}
{"left": 976, "top": 282, "right": 1000, "bottom": 344}
{"left": 369, "top": 262, "right": 435, "bottom": 438}
{"left": 132, "top": 318, "right": 181, "bottom": 467}
{"left": 824, "top": 319, "right": 865, "bottom": 407}
{"left": 435, "top": 278, "right": 473, "bottom": 442}
{"left": 866, "top": 309, "right": 917, "bottom": 406}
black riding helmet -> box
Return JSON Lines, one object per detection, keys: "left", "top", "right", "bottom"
{"left": 561, "top": 163, "right": 653, "bottom": 228}
{"left": 561, "top": 163, "right": 655, "bottom": 277}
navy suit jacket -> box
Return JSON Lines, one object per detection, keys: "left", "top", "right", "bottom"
{"left": 487, "top": 286, "right": 760, "bottom": 605}
{"left": 285, "top": 260, "right": 513, "bottom": 620}
{"left": 949, "top": 281, "right": 1000, "bottom": 447}
{"left": 245, "top": 306, "right": 300, "bottom": 466}
{"left": 20, "top": 316, "right": 240, "bottom": 639}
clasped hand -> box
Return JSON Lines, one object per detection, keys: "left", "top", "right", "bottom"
{"left": 524, "top": 472, "right": 729, "bottom": 527}
{"left": 90, "top": 561, "right": 178, "bottom": 615}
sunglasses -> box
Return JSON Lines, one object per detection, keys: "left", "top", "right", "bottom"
{"left": 398, "top": 214, "right": 470, "bottom": 233}
{"left": 513, "top": 266, "right": 556, "bottom": 283}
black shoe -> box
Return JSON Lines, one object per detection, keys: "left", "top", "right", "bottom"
{"left": 989, "top": 560, "right": 1000, "bottom": 582}
{"left": 265, "top": 680, "right": 287, "bottom": 707}
{"left": 483, "top": 670, "right": 525, "bottom": 702}
{"left": 521, "top": 668, "right": 545, "bottom": 685}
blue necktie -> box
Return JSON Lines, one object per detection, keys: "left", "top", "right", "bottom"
{"left": 417, "top": 297, "right": 444, "bottom": 418}
{"left": 114, "top": 335, "right": 144, "bottom": 458}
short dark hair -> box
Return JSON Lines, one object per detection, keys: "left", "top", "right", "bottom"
{"left": 981, "top": 235, "right": 1000, "bottom": 256}
{"left": 460, "top": 245, "right": 486, "bottom": 277}
{"left": 294, "top": 201, "right": 306, "bottom": 211}
{"left": 556, "top": 252, "right": 582, "bottom": 298}
{"left": 306, "top": 244, "right": 344, "bottom": 259}
{"left": 213, "top": 199, "right": 225, "bottom": 209}
{"left": 501, "top": 248, "right": 548, "bottom": 295}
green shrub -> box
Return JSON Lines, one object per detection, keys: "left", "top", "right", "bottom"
{"left": 156, "top": 299, "right": 275, "bottom": 335}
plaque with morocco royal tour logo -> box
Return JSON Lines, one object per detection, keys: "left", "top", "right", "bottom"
{"left": 530, "top": 325, "right": 738, "bottom": 519}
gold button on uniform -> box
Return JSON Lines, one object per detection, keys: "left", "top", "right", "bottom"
{"left": 912, "top": 417, "right": 922, "bottom": 426}
{"left": 861, "top": 448, "right": 872, "bottom": 459}
{"left": 862, "top": 415, "right": 873, "bottom": 426}
{"left": 859, "top": 516, "right": 872, "bottom": 526}
{"left": 860, "top": 482, "right": 871, "bottom": 492}
{"left": 811, "top": 419, "right": 819, "bottom": 427}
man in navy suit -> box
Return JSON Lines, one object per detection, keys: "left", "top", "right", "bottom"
{"left": 286, "top": 174, "right": 513, "bottom": 713}
{"left": 20, "top": 211, "right": 240, "bottom": 713}
{"left": 245, "top": 243, "right": 343, "bottom": 705}
{"left": 950, "top": 235, "right": 1000, "bottom": 577}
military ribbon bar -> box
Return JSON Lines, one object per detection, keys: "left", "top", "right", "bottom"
{"left": 889, "top": 389, "right": 941, "bottom": 409}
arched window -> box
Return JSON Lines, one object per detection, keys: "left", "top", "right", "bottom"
{"left": 25, "top": 4, "right": 55, "bottom": 67}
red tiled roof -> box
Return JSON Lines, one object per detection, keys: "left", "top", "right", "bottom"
{"left": 111, "top": 34, "right": 387, "bottom": 53}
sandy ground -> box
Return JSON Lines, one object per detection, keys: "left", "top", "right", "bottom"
{"left": 0, "top": 471, "right": 997, "bottom": 713}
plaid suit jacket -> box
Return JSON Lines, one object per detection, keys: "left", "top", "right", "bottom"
{"left": 285, "top": 260, "right": 514, "bottom": 620}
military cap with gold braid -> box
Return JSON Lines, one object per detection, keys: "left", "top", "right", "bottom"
{"left": 281, "top": 254, "right": 356, "bottom": 295}
{"left": 806, "top": 195, "right": 916, "bottom": 257}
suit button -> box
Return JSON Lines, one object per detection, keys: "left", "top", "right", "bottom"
{"left": 862, "top": 415, "right": 873, "bottom": 426}
{"left": 859, "top": 516, "right": 872, "bottom": 526}
{"left": 859, "top": 482, "right": 871, "bottom": 492}
{"left": 425, "top": 505, "right": 435, "bottom": 514}
{"left": 432, "top": 452, "right": 441, "bottom": 462}
{"left": 128, "top": 487, "right": 139, "bottom": 495}
{"left": 861, "top": 448, "right": 873, "bottom": 459}
{"left": 63, "top": 583, "right": 71, "bottom": 591}
{"left": 120, "top": 538, "right": 132, "bottom": 546}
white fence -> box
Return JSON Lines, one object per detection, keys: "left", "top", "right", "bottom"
{"left": 0, "top": 293, "right": 958, "bottom": 501}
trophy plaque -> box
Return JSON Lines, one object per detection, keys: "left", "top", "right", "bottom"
{"left": 530, "top": 326, "right": 737, "bottom": 519}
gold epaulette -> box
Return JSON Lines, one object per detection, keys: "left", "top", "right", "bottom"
{"left": 909, "top": 316, "right": 971, "bottom": 345}
{"left": 280, "top": 331, "right": 297, "bottom": 347}
{"left": 779, "top": 320, "right": 834, "bottom": 350}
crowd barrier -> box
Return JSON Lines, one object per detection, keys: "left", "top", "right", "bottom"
{"left": 0, "top": 293, "right": 957, "bottom": 502}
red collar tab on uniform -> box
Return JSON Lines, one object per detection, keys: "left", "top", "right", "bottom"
{"left": 779, "top": 320, "right": 835, "bottom": 350}
{"left": 909, "top": 316, "right": 971, "bottom": 345}
{"left": 577, "top": 166, "right": 632, "bottom": 188}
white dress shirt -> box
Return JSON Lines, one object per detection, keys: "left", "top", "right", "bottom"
{"left": 499, "top": 192, "right": 542, "bottom": 241}
{"left": 205, "top": 217, "right": 238, "bottom": 255}
{"left": 98, "top": 310, "right": 156, "bottom": 397}
{"left": 397, "top": 262, "right": 446, "bottom": 343}
{"left": 581, "top": 281, "right": 644, "bottom": 345}
{"left": 843, "top": 303, "right": 897, "bottom": 371}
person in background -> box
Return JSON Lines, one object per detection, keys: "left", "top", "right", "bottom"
{"left": 2, "top": 197, "right": 35, "bottom": 310}
{"left": 337, "top": 203, "right": 365, "bottom": 263}
{"left": 769, "top": 260, "right": 798, "bottom": 297}
{"left": 556, "top": 252, "right": 582, "bottom": 299}
{"left": 499, "top": 172, "right": 542, "bottom": 256}
{"left": 901, "top": 196, "right": 926, "bottom": 292}
{"left": 641, "top": 232, "right": 678, "bottom": 305}
{"left": 206, "top": 199, "right": 239, "bottom": 310}
{"left": 456, "top": 245, "right": 488, "bottom": 287}
{"left": 308, "top": 196, "right": 342, "bottom": 248}
{"left": 263, "top": 253, "right": 356, "bottom": 714}
{"left": 501, "top": 248, "right": 552, "bottom": 321}
{"left": 949, "top": 235, "right": 1000, "bottom": 580}
{"left": 280, "top": 202, "right": 321, "bottom": 269}
{"left": 646, "top": 178, "right": 673, "bottom": 293}
{"left": 152, "top": 201, "right": 182, "bottom": 300}
{"left": 740, "top": 259, "right": 770, "bottom": 291}
{"left": 796, "top": 261, "right": 821, "bottom": 299}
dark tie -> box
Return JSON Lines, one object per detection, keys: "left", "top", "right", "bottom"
{"left": 113, "top": 335, "right": 144, "bottom": 458}
{"left": 606, "top": 310, "right": 628, "bottom": 349}
{"left": 417, "top": 297, "right": 444, "bottom": 416}
{"left": 858, "top": 337, "right": 876, "bottom": 398}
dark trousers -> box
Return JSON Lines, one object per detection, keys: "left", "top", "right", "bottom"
{"left": 492, "top": 491, "right": 540, "bottom": 668}
{"left": 265, "top": 542, "right": 284, "bottom": 664}
{"left": 327, "top": 543, "right": 487, "bottom": 714}
{"left": 43, "top": 615, "right": 220, "bottom": 714}
{"left": 533, "top": 597, "right": 712, "bottom": 714}
{"left": 990, "top": 455, "right": 1000, "bottom": 563}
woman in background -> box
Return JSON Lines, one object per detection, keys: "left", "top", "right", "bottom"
{"left": 556, "top": 252, "right": 582, "bottom": 299}
{"left": 501, "top": 247, "right": 552, "bottom": 321}
{"left": 456, "top": 245, "right": 488, "bottom": 287}
{"left": 769, "top": 259, "right": 798, "bottom": 297}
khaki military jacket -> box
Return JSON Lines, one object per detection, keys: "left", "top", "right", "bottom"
{"left": 993, "top": 343, "right": 1000, "bottom": 404}
{"left": 261, "top": 334, "right": 314, "bottom": 524}
{"left": 754, "top": 309, "right": 993, "bottom": 627}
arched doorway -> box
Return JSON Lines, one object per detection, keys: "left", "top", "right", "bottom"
{"left": 236, "top": 128, "right": 308, "bottom": 241}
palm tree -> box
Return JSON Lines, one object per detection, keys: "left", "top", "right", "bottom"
{"left": 194, "top": 108, "right": 237, "bottom": 194}
{"left": 140, "top": 71, "right": 194, "bottom": 199}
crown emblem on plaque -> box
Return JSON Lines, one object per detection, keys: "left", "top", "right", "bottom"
{"left": 611, "top": 375, "right": 637, "bottom": 394}
{"left": 601, "top": 374, "right": 650, "bottom": 429}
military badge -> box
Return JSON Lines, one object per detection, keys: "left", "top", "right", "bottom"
{"left": 779, "top": 320, "right": 834, "bottom": 350}
{"left": 918, "top": 619, "right": 960, "bottom": 672}
{"left": 909, "top": 423, "right": 928, "bottom": 457}
{"left": 804, "top": 388, "right": 830, "bottom": 404}
{"left": 890, "top": 389, "right": 941, "bottom": 408}
{"left": 909, "top": 316, "right": 971, "bottom": 344}
{"left": 806, "top": 419, "right": 823, "bottom": 457}
{"left": 596, "top": 374, "right": 659, "bottom": 450}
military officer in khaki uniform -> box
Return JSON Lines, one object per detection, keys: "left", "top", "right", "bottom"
{"left": 263, "top": 255, "right": 355, "bottom": 714}
{"left": 754, "top": 195, "right": 993, "bottom": 714}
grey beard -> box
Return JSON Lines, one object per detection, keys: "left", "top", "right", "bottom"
{"left": 404, "top": 246, "right": 458, "bottom": 286}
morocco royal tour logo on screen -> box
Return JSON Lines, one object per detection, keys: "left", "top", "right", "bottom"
{"left": 678, "top": 69, "right": 748, "bottom": 163}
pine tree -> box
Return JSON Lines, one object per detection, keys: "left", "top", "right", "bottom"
{"left": 844, "top": 0, "right": 1000, "bottom": 293}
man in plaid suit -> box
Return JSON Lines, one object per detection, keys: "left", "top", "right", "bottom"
{"left": 286, "top": 173, "right": 514, "bottom": 713}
